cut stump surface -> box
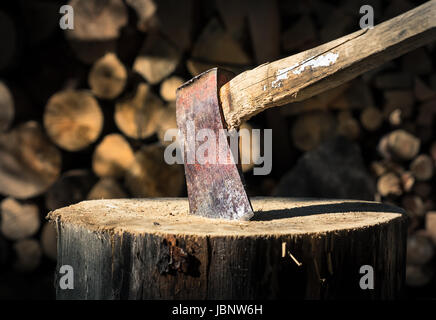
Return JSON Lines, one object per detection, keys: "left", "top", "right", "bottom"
{"left": 48, "top": 197, "right": 407, "bottom": 300}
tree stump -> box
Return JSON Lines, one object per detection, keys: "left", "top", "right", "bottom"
{"left": 48, "top": 198, "right": 407, "bottom": 300}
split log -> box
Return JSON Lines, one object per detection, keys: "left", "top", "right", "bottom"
{"left": 64, "top": 0, "right": 128, "bottom": 64}
{"left": 407, "top": 233, "right": 434, "bottom": 265}
{"left": 280, "top": 83, "right": 349, "bottom": 116}
{"left": 160, "top": 76, "right": 184, "bottom": 102}
{"left": 377, "top": 173, "right": 402, "bottom": 197}
{"left": 417, "top": 99, "right": 436, "bottom": 127}
{"left": 156, "top": 103, "right": 178, "bottom": 146}
{"left": 0, "top": 198, "right": 40, "bottom": 241}
{"left": 291, "top": 111, "right": 337, "bottom": 151}
{"left": 45, "top": 170, "right": 97, "bottom": 211}
{"left": 87, "top": 178, "right": 127, "bottom": 200}
{"left": 215, "top": 0, "right": 248, "bottom": 41}
{"left": 125, "top": 0, "right": 157, "bottom": 32}
{"left": 0, "top": 81, "right": 14, "bottom": 132}
{"left": 325, "top": 79, "right": 375, "bottom": 111}
{"left": 406, "top": 265, "right": 434, "bottom": 287}
{"left": 247, "top": 0, "right": 280, "bottom": 64}
{"left": 92, "top": 134, "right": 135, "bottom": 178}
{"left": 373, "top": 72, "right": 412, "bottom": 89}
{"left": 401, "top": 195, "right": 426, "bottom": 218}
{"left": 337, "top": 111, "right": 360, "bottom": 140}
{"left": 426, "top": 212, "right": 436, "bottom": 245}
{"left": 383, "top": 90, "right": 414, "bottom": 121}
{"left": 40, "top": 222, "right": 57, "bottom": 261}
{"left": 410, "top": 154, "right": 434, "bottom": 181}
{"left": 414, "top": 77, "right": 436, "bottom": 102}
{"left": 360, "top": 107, "right": 383, "bottom": 131}
{"left": 381, "top": 130, "right": 420, "bottom": 161}
{"left": 282, "top": 15, "right": 318, "bottom": 52}
{"left": 49, "top": 198, "right": 407, "bottom": 299}
{"left": 239, "top": 122, "right": 261, "bottom": 173}
{"left": 400, "top": 171, "right": 415, "bottom": 193}
{"left": 13, "top": 239, "right": 42, "bottom": 273}
{"left": 114, "top": 83, "right": 164, "bottom": 139}
{"left": 133, "top": 33, "right": 181, "bottom": 85}
{"left": 125, "top": 144, "right": 184, "bottom": 197}
{"left": 44, "top": 90, "right": 103, "bottom": 151}
{"left": 0, "top": 121, "right": 61, "bottom": 199}
{"left": 152, "top": 0, "right": 194, "bottom": 51}
{"left": 0, "top": 11, "right": 16, "bottom": 70}
{"left": 186, "top": 19, "right": 252, "bottom": 76}
{"left": 413, "top": 182, "right": 432, "bottom": 198}
{"left": 88, "top": 53, "right": 127, "bottom": 99}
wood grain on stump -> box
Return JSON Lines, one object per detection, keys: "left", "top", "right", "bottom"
{"left": 48, "top": 197, "right": 407, "bottom": 300}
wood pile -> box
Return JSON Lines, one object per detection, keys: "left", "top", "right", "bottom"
{"left": 0, "top": 0, "right": 435, "bottom": 298}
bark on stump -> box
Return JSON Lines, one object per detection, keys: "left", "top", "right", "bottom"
{"left": 48, "top": 198, "right": 407, "bottom": 300}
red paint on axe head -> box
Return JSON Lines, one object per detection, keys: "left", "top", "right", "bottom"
{"left": 176, "top": 68, "right": 253, "bottom": 220}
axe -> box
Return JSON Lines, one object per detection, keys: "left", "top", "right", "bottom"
{"left": 176, "top": 0, "right": 436, "bottom": 221}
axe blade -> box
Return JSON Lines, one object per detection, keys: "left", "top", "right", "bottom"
{"left": 176, "top": 68, "right": 253, "bottom": 221}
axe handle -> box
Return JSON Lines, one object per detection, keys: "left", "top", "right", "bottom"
{"left": 220, "top": 0, "right": 436, "bottom": 129}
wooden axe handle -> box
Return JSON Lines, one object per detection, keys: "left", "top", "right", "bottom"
{"left": 220, "top": 0, "right": 436, "bottom": 129}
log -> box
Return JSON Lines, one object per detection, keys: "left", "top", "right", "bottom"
{"left": 384, "top": 130, "right": 420, "bottom": 161}
{"left": 87, "top": 178, "right": 127, "bottom": 200}
{"left": 44, "top": 90, "right": 103, "bottom": 151}
{"left": 414, "top": 77, "right": 436, "bottom": 102}
{"left": 373, "top": 72, "right": 412, "bottom": 89}
{"left": 152, "top": 0, "right": 194, "bottom": 51}
{"left": 413, "top": 182, "right": 432, "bottom": 198}
{"left": 45, "top": 170, "right": 97, "bottom": 211}
{"left": 133, "top": 33, "right": 181, "bottom": 85}
{"left": 92, "top": 133, "right": 135, "bottom": 178}
{"left": 410, "top": 154, "right": 434, "bottom": 181}
{"left": 88, "top": 53, "right": 127, "bottom": 99}
{"left": 406, "top": 233, "right": 434, "bottom": 265}
{"left": 426, "top": 212, "right": 436, "bottom": 245}
{"left": 239, "top": 122, "right": 261, "bottom": 173}
{"left": 48, "top": 198, "right": 407, "bottom": 299}
{"left": 160, "top": 76, "right": 184, "bottom": 102}
{"left": 401, "top": 195, "right": 426, "bottom": 218}
{"left": 125, "top": 0, "right": 157, "bottom": 32}
{"left": 0, "top": 81, "right": 14, "bottom": 132}
{"left": 13, "top": 239, "right": 42, "bottom": 273}
{"left": 186, "top": 19, "right": 252, "bottom": 76}
{"left": 377, "top": 173, "right": 402, "bottom": 197}
{"left": 0, "top": 121, "right": 61, "bottom": 199}
{"left": 156, "top": 103, "right": 178, "bottom": 146}
{"left": 360, "top": 107, "right": 383, "bottom": 131}
{"left": 336, "top": 111, "right": 360, "bottom": 140}
{"left": 125, "top": 144, "right": 184, "bottom": 197}
{"left": 114, "top": 83, "right": 164, "bottom": 139}
{"left": 40, "top": 222, "right": 57, "bottom": 261}
{"left": 0, "top": 198, "right": 40, "bottom": 241}
{"left": 291, "top": 111, "right": 336, "bottom": 151}
{"left": 65, "top": 0, "right": 128, "bottom": 64}
{"left": 406, "top": 265, "right": 434, "bottom": 287}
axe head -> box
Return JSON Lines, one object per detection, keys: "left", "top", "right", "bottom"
{"left": 176, "top": 68, "right": 253, "bottom": 221}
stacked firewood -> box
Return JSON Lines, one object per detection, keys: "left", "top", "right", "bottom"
{"left": 0, "top": 0, "right": 435, "bottom": 298}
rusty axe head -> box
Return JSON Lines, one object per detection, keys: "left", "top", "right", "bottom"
{"left": 176, "top": 68, "right": 253, "bottom": 221}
